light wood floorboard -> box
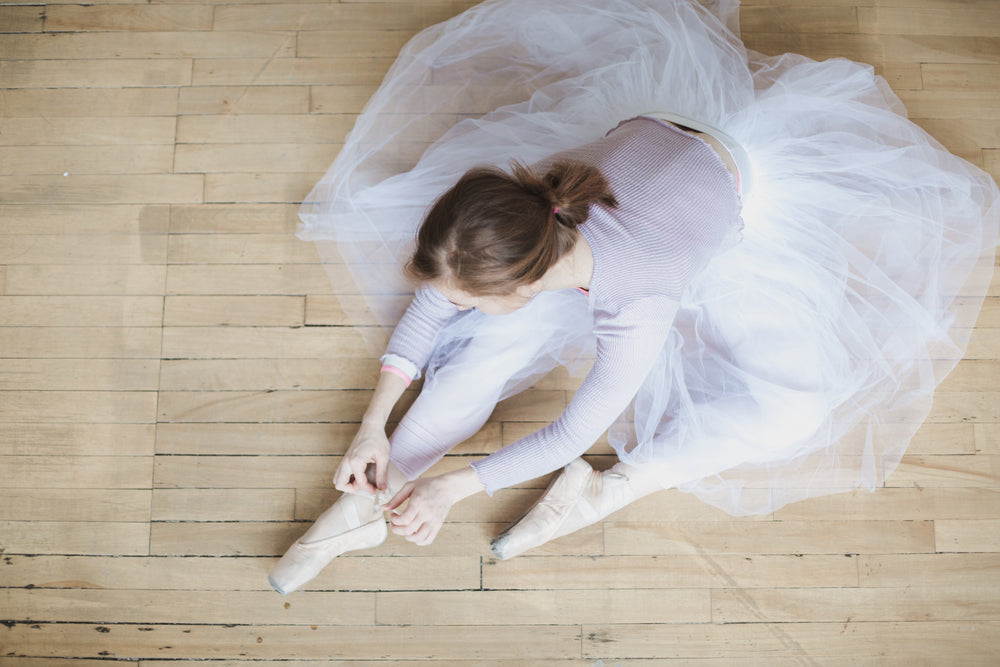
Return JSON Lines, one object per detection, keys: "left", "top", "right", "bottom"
{"left": 0, "top": 0, "right": 997, "bottom": 663}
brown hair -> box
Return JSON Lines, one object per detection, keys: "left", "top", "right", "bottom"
{"left": 406, "top": 160, "right": 618, "bottom": 295}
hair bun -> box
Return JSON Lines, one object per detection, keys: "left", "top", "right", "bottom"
{"left": 406, "top": 160, "right": 617, "bottom": 296}
{"left": 536, "top": 160, "right": 618, "bottom": 228}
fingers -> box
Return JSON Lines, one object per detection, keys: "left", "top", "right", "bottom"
{"left": 413, "top": 523, "right": 437, "bottom": 546}
{"left": 333, "top": 458, "right": 377, "bottom": 495}
{"left": 388, "top": 503, "right": 420, "bottom": 533}
{"left": 336, "top": 428, "right": 390, "bottom": 494}
{"left": 332, "top": 460, "right": 353, "bottom": 491}
{"left": 374, "top": 452, "right": 389, "bottom": 492}
{"left": 388, "top": 514, "right": 437, "bottom": 545}
{"left": 383, "top": 488, "right": 438, "bottom": 545}
{"left": 383, "top": 481, "right": 414, "bottom": 512}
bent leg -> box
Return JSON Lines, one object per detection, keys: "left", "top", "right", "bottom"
{"left": 491, "top": 378, "right": 829, "bottom": 559}
{"left": 270, "top": 292, "right": 591, "bottom": 589}
{"left": 389, "top": 350, "right": 535, "bottom": 478}
{"left": 390, "top": 291, "right": 592, "bottom": 479}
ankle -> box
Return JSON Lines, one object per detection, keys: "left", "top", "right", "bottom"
{"left": 606, "top": 462, "right": 665, "bottom": 500}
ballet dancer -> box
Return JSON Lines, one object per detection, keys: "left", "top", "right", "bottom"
{"left": 269, "top": 0, "right": 999, "bottom": 594}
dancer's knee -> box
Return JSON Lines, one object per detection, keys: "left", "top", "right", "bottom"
{"left": 388, "top": 419, "right": 451, "bottom": 479}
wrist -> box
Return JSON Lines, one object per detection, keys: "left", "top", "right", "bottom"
{"left": 359, "top": 415, "right": 388, "bottom": 431}
{"left": 445, "top": 464, "right": 486, "bottom": 501}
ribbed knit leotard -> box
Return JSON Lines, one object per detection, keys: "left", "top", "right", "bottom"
{"left": 382, "top": 117, "right": 744, "bottom": 494}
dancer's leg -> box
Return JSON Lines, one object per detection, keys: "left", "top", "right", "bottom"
{"left": 491, "top": 388, "right": 827, "bottom": 559}
{"left": 388, "top": 346, "right": 544, "bottom": 480}
{"left": 271, "top": 293, "right": 589, "bottom": 591}
{"left": 270, "top": 347, "right": 539, "bottom": 594}
{"left": 390, "top": 294, "right": 591, "bottom": 480}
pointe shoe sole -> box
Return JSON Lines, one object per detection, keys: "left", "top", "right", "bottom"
{"left": 490, "top": 457, "right": 593, "bottom": 560}
{"left": 268, "top": 517, "right": 387, "bottom": 595}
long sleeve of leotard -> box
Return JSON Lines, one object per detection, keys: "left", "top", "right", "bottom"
{"left": 471, "top": 295, "right": 677, "bottom": 494}
{"left": 381, "top": 284, "right": 458, "bottom": 382}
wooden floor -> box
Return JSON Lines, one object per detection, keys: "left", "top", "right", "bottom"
{"left": 1, "top": 0, "right": 998, "bottom": 663}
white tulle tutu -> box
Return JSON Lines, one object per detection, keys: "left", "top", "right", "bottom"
{"left": 299, "top": 0, "right": 999, "bottom": 515}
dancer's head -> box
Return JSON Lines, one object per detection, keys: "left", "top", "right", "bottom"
{"left": 406, "top": 160, "right": 617, "bottom": 313}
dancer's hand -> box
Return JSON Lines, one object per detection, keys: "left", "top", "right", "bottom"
{"left": 383, "top": 466, "right": 485, "bottom": 546}
{"left": 334, "top": 423, "right": 391, "bottom": 495}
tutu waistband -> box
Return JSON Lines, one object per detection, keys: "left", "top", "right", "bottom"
{"left": 640, "top": 111, "right": 753, "bottom": 195}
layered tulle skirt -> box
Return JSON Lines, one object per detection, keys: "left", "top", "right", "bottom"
{"left": 298, "top": 0, "right": 999, "bottom": 514}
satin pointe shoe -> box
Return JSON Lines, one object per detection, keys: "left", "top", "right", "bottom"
{"left": 268, "top": 491, "right": 388, "bottom": 595}
{"left": 491, "top": 457, "right": 641, "bottom": 560}
{"left": 269, "top": 462, "right": 410, "bottom": 594}
{"left": 268, "top": 490, "right": 388, "bottom": 595}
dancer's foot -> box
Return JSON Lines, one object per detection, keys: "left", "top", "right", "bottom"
{"left": 268, "top": 464, "right": 407, "bottom": 595}
{"left": 490, "top": 457, "right": 643, "bottom": 560}
{"left": 268, "top": 492, "right": 387, "bottom": 595}
{"left": 490, "top": 458, "right": 663, "bottom": 560}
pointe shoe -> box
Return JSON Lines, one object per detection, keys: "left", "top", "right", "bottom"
{"left": 269, "top": 463, "right": 409, "bottom": 594}
{"left": 491, "top": 457, "right": 637, "bottom": 560}
{"left": 268, "top": 492, "right": 387, "bottom": 595}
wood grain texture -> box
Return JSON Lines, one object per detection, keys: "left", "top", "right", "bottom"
{"left": 0, "top": 145, "right": 174, "bottom": 175}
{"left": 1, "top": 521, "right": 151, "bottom": 556}
{"left": 0, "top": 59, "right": 193, "bottom": 88}
{"left": 44, "top": 5, "right": 214, "bottom": 32}
{"left": 0, "top": 89, "right": 179, "bottom": 118}
{"left": 1, "top": 0, "right": 997, "bottom": 663}
{"left": 0, "top": 6, "right": 44, "bottom": 33}
{"left": 0, "top": 204, "right": 170, "bottom": 235}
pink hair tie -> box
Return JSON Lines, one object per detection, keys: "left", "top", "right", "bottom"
{"left": 553, "top": 207, "right": 560, "bottom": 214}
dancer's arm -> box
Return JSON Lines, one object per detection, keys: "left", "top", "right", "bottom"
{"left": 382, "top": 297, "right": 676, "bottom": 545}
{"left": 472, "top": 297, "right": 677, "bottom": 493}
{"left": 335, "top": 284, "right": 459, "bottom": 495}
{"left": 380, "top": 283, "right": 460, "bottom": 383}
{"left": 333, "top": 369, "right": 409, "bottom": 495}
